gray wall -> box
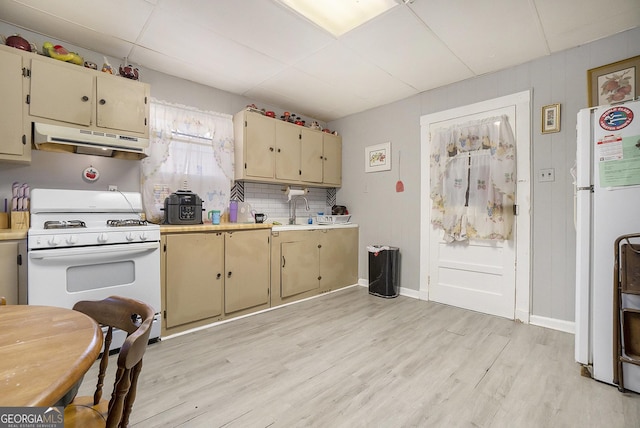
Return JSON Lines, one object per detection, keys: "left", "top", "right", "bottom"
{"left": 330, "top": 27, "right": 640, "bottom": 322}
{"left": 2, "top": 20, "right": 639, "bottom": 323}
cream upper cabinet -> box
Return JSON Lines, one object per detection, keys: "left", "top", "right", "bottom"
{"left": 224, "top": 230, "right": 270, "bottom": 314}
{"left": 28, "top": 57, "right": 149, "bottom": 137}
{"left": 322, "top": 133, "right": 342, "bottom": 186}
{"left": 275, "top": 120, "right": 301, "bottom": 181}
{"left": 234, "top": 110, "right": 276, "bottom": 180}
{"left": 95, "top": 74, "right": 148, "bottom": 134}
{"left": 29, "top": 57, "right": 94, "bottom": 126}
{"left": 0, "top": 47, "right": 30, "bottom": 163}
{"left": 234, "top": 110, "right": 342, "bottom": 187}
{"left": 300, "top": 128, "right": 323, "bottom": 183}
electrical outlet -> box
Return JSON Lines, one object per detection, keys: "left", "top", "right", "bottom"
{"left": 108, "top": 185, "right": 118, "bottom": 191}
{"left": 539, "top": 168, "right": 555, "bottom": 182}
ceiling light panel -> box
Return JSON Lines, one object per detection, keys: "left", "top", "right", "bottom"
{"left": 277, "top": 0, "right": 398, "bottom": 37}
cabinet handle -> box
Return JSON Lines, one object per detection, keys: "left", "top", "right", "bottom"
{"left": 318, "top": 276, "right": 322, "bottom": 281}
{"left": 282, "top": 256, "right": 286, "bottom": 268}
{"left": 277, "top": 148, "right": 281, "bottom": 153}
{"left": 318, "top": 244, "right": 322, "bottom": 248}
{"left": 320, "top": 156, "right": 324, "bottom": 160}
{"left": 227, "top": 271, "right": 232, "bottom": 278}
{"left": 99, "top": 99, "right": 106, "bottom": 105}
{"left": 269, "top": 147, "right": 274, "bottom": 152}
{"left": 216, "top": 273, "right": 221, "bottom": 279}
{"left": 81, "top": 96, "right": 89, "bottom": 102}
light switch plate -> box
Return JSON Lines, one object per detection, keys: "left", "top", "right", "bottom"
{"left": 539, "top": 168, "right": 555, "bottom": 182}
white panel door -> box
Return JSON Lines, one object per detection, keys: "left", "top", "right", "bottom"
{"left": 420, "top": 92, "right": 531, "bottom": 321}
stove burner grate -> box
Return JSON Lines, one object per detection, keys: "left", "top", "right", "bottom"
{"left": 44, "top": 220, "right": 87, "bottom": 229}
{"left": 106, "top": 219, "right": 148, "bottom": 227}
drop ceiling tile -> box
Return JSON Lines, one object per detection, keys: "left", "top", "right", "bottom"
{"left": 138, "top": 8, "right": 287, "bottom": 85}
{"left": 534, "top": 0, "right": 640, "bottom": 52}
{"left": 0, "top": 2, "right": 134, "bottom": 58}
{"left": 293, "top": 41, "right": 417, "bottom": 104}
{"left": 155, "top": 0, "right": 335, "bottom": 64}
{"left": 411, "top": 0, "right": 549, "bottom": 74}
{"left": 6, "top": 0, "right": 154, "bottom": 42}
{"left": 342, "top": 6, "right": 474, "bottom": 92}
{"left": 130, "top": 46, "right": 251, "bottom": 94}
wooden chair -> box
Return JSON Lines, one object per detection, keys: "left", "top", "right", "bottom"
{"left": 64, "top": 296, "right": 155, "bottom": 428}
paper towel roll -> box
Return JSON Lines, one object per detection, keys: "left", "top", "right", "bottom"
{"left": 285, "top": 187, "right": 307, "bottom": 201}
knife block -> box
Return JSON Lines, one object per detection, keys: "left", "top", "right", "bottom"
{"left": 10, "top": 211, "right": 29, "bottom": 229}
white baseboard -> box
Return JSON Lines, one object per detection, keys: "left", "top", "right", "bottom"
{"left": 529, "top": 315, "right": 575, "bottom": 334}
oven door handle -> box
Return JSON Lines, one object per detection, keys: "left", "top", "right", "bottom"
{"left": 29, "top": 242, "right": 159, "bottom": 259}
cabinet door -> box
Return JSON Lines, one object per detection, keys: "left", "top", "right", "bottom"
{"left": 0, "top": 49, "right": 29, "bottom": 161}
{"left": 165, "top": 233, "right": 224, "bottom": 328}
{"left": 323, "top": 133, "right": 342, "bottom": 186}
{"left": 96, "top": 75, "right": 149, "bottom": 135}
{"left": 275, "top": 121, "right": 301, "bottom": 181}
{"left": 29, "top": 57, "right": 93, "bottom": 126}
{"left": 244, "top": 112, "right": 276, "bottom": 178}
{"left": 0, "top": 241, "right": 19, "bottom": 304}
{"left": 300, "top": 128, "right": 323, "bottom": 183}
{"left": 281, "top": 238, "right": 319, "bottom": 297}
{"left": 224, "top": 230, "right": 270, "bottom": 314}
{"left": 319, "top": 228, "right": 358, "bottom": 292}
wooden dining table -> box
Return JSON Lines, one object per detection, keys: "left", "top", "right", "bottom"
{"left": 0, "top": 305, "right": 103, "bottom": 407}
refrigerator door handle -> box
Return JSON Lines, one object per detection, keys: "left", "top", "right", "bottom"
{"left": 577, "top": 185, "right": 594, "bottom": 191}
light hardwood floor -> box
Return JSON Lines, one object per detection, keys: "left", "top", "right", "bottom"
{"left": 78, "top": 286, "right": 640, "bottom": 427}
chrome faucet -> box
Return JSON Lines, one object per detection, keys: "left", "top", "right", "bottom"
{"left": 289, "top": 196, "right": 309, "bottom": 225}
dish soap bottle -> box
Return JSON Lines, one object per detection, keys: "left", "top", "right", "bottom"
{"left": 308, "top": 214, "right": 313, "bottom": 224}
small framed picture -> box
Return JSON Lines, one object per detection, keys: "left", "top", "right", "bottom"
{"left": 541, "top": 103, "right": 561, "bottom": 134}
{"left": 365, "top": 142, "right": 391, "bottom": 173}
{"left": 587, "top": 55, "right": 640, "bottom": 107}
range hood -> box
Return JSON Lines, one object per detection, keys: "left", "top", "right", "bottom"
{"left": 33, "top": 122, "right": 149, "bottom": 160}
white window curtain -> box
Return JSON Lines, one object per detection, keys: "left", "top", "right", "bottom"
{"left": 141, "top": 100, "right": 234, "bottom": 223}
{"left": 430, "top": 115, "right": 516, "bottom": 242}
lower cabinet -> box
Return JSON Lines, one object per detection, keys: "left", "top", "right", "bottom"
{"left": 162, "top": 229, "right": 270, "bottom": 335}
{"left": 271, "top": 227, "right": 358, "bottom": 306}
{"left": 0, "top": 241, "right": 22, "bottom": 305}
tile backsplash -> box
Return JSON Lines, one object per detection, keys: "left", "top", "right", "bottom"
{"left": 241, "top": 182, "right": 332, "bottom": 221}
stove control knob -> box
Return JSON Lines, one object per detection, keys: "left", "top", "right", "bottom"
{"left": 126, "top": 232, "right": 136, "bottom": 242}
{"left": 48, "top": 235, "right": 61, "bottom": 246}
{"left": 66, "top": 235, "right": 78, "bottom": 245}
{"left": 98, "top": 233, "right": 109, "bottom": 243}
{"left": 139, "top": 232, "right": 148, "bottom": 241}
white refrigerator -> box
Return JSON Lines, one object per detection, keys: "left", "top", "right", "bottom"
{"left": 575, "top": 100, "right": 640, "bottom": 393}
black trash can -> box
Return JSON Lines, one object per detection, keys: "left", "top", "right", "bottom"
{"left": 368, "top": 245, "right": 399, "bottom": 298}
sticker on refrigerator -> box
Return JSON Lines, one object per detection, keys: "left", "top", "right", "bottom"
{"left": 598, "top": 133, "right": 640, "bottom": 187}
{"left": 599, "top": 106, "right": 634, "bottom": 131}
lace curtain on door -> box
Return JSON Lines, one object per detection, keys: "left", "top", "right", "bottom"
{"left": 141, "top": 100, "right": 234, "bottom": 223}
{"left": 430, "top": 115, "right": 516, "bottom": 242}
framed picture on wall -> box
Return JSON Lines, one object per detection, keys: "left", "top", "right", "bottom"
{"left": 587, "top": 55, "right": 640, "bottom": 107}
{"left": 365, "top": 142, "right": 391, "bottom": 173}
{"left": 541, "top": 103, "right": 561, "bottom": 134}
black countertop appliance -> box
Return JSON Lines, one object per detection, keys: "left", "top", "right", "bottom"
{"left": 163, "top": 190, "right": 203, "bottom": 225}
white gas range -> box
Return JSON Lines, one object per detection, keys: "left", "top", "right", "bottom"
{"left": 25, "top": 188, "right": 161, "bottom": 347}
